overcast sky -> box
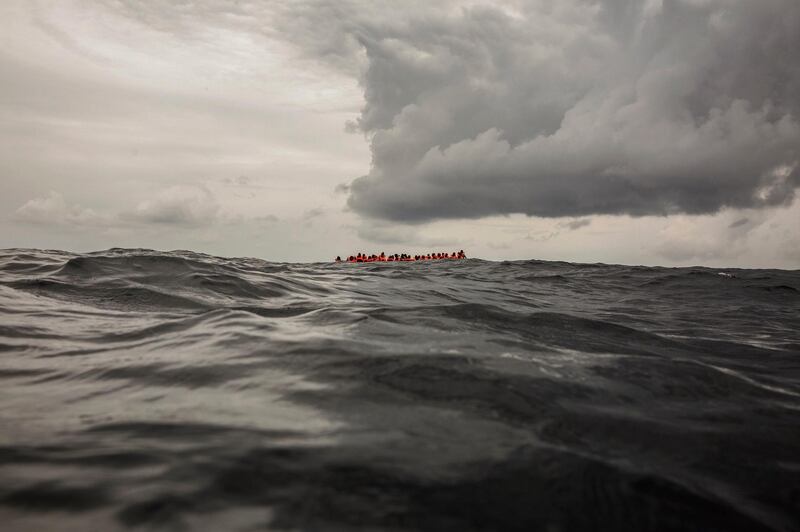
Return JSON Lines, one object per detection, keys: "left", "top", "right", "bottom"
{"left": 2, "top": 0, "right": 798, "bottom": 267}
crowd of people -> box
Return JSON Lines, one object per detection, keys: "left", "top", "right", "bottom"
{"left": 335, "top": 251, "right": 466, "bottom": 262}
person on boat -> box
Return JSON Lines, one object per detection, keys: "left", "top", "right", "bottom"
{"left": 338, "top": 249, "right": 467, "bottom": 262}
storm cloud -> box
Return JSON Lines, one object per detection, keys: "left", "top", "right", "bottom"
{"left": 276, "top": 0, "right": 800, "bottom": 222}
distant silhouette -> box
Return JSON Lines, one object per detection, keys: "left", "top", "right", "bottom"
{"left": 341, "top": 250, "right": 467, "bottom": 263}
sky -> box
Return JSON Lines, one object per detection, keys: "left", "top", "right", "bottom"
{"left": 1, "top": 0, "right": 798, "bottom": 267}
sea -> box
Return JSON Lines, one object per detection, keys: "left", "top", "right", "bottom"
{"left": 0, "top": 248, "right": 798, "bottom": 531}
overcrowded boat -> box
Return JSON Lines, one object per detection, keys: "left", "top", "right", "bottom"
{"left": 335, "top": 251, "right": 466, "bottom": 262}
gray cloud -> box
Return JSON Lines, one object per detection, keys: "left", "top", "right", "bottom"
{"left": 653, "top": 209, "right": 769, "bottom": 264}
{"left": 560, "top": 218, "right": 592, "bottom": 231}
{"left": 123, "top": 185, "right": 220, "bottom": 226}
{"left": 127, "top": 185, "right": 219, "bottom": 225}
{"left": 255, "top": 214, "right": 280, "bottom": 224}
{"left": 14, "top": 186, "right": 222, "bottom": 228}
{"left": 301, "top": 207, "right": 325, "bottom": 222}
{"left": 12, "top": 191, "right": 105, "bottom": 226}
{"left": 728, "top": 218, "right": 749, "bottom": 229}
{"left": 273, "top": 0, "right": 800, "bottom": 222}
{"left": 355, "top": 222, "right": 420, "bottom": 245}
{"left": 223, "top": 175, "right": 252, "bottom": 186}
{"left": 353, "top": 220, "right": 454, "bottom": 247}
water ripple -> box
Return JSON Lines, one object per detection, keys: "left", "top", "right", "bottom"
{"left": 0, "top": 248, "right": 798, "bottom": 531}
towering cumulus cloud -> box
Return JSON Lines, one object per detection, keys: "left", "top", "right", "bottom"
{"left": 282, "top": 0, "right": 800, "bottom": 222}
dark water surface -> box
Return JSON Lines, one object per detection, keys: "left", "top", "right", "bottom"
{"left": 1, "top": 248, "right": 799, "bottom": 531}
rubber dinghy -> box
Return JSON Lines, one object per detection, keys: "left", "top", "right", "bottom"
{"left": 335, "top": 251, "right": 466, "bottom": 263}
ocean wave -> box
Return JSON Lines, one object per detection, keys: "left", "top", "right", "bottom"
{"left": 0, "top": 248, "right": 798, "bottom": 531}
